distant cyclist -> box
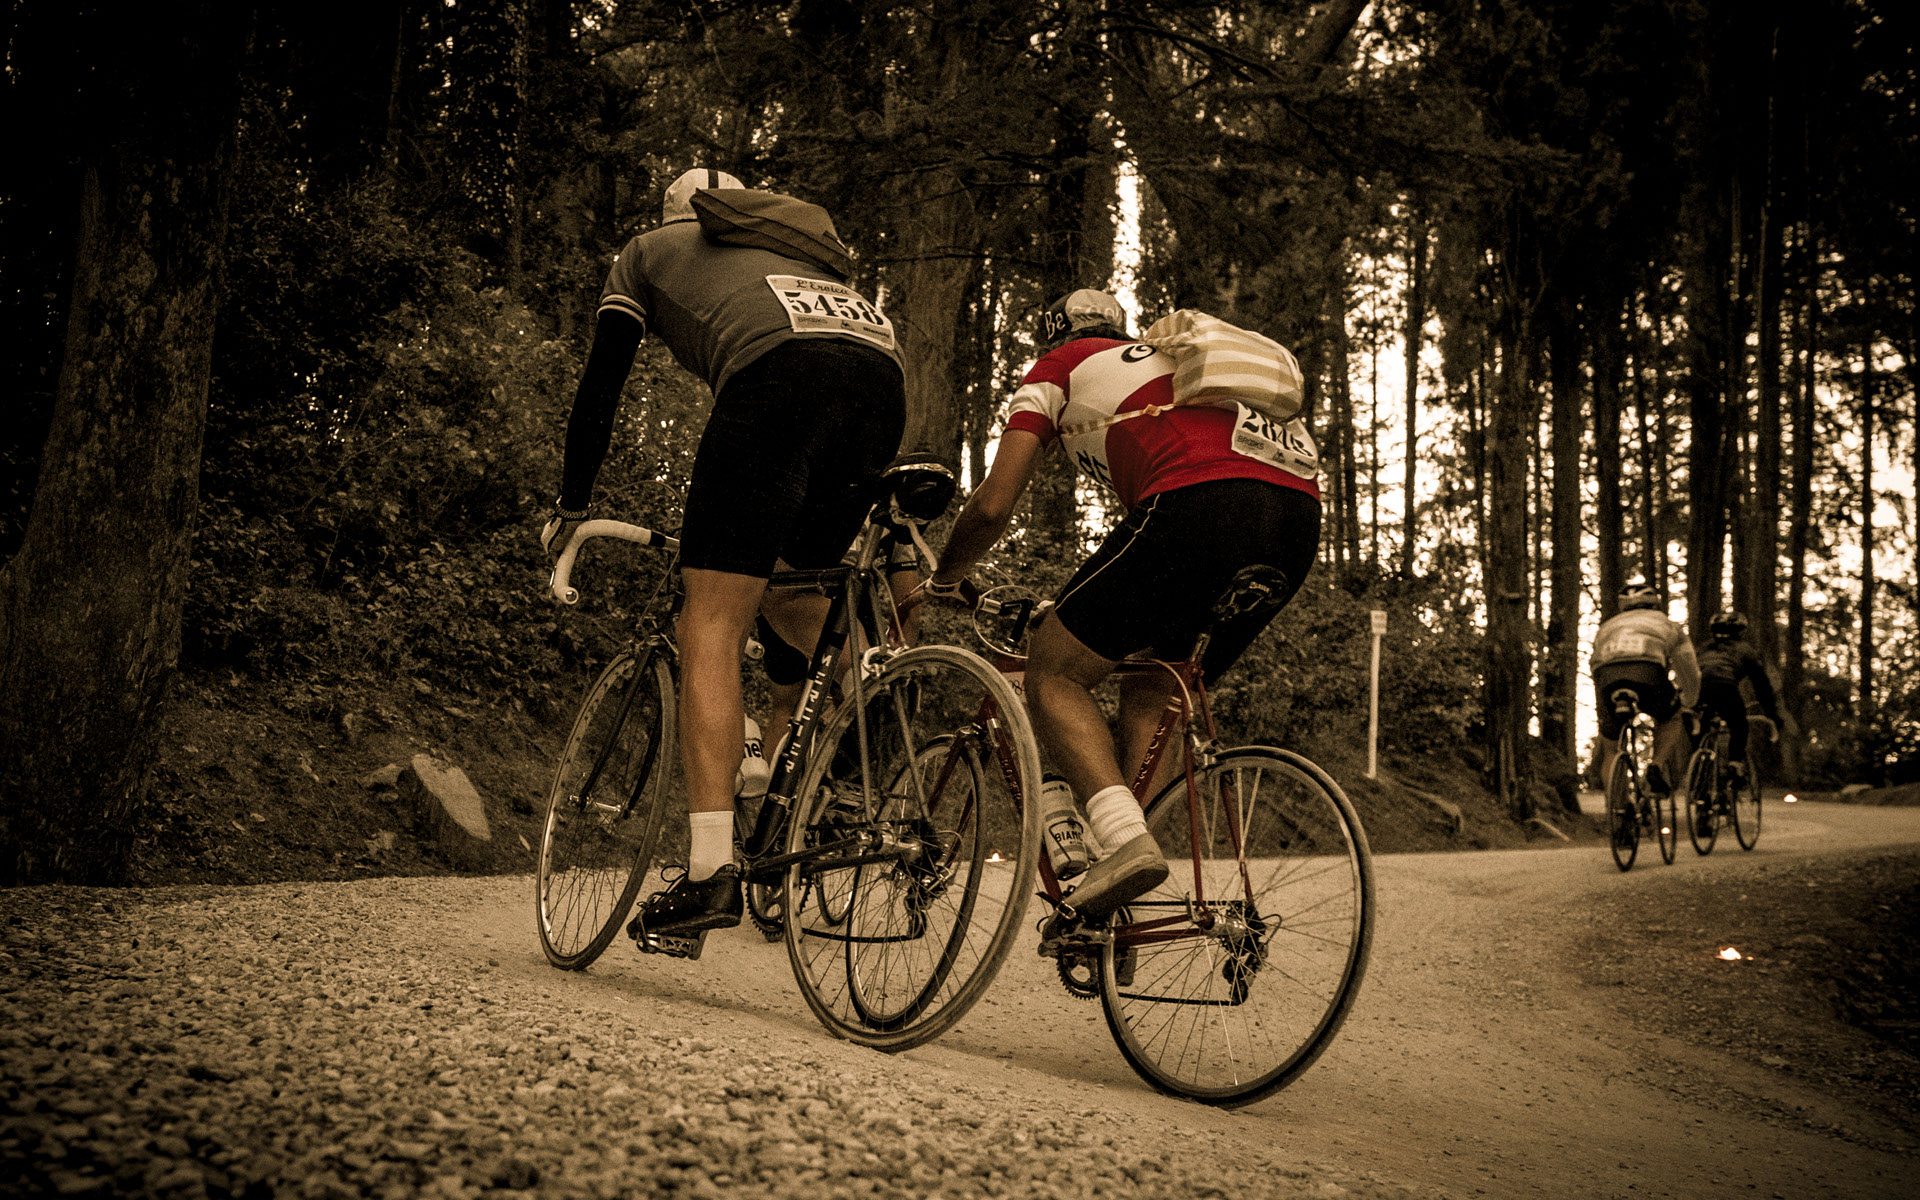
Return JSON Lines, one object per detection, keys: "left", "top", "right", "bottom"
{"left": 1590, "top": 582, "right": 1700, "bottom": 799}
{"left": 1692, "top": 610, "right": 1781, "bottom": 789}
{"left": 922, "top": 289, "right": 1320, "bottom": 922}
{"left": 542, "top": 168, "right": 905, "bottom": 945}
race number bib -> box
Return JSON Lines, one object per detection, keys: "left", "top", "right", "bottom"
{"left": 765, "top": 276, "right": 897, "bottom": 352}
{"left": 1230, "top": 403, "right": 1320, "bottom": 479}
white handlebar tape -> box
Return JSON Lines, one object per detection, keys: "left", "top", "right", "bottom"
{"left": 547, "top": 520, "right": 679, "bottom": 604}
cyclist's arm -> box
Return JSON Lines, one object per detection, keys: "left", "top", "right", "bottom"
{"left": 557, "top": 309, "right": 645, "bottom": 511}
{"left": 1741, "top": 646, "right": 1782, "bottom": 721}
{"left": 1670, "top": 637, "right": 1702, "bottom": 709}
{"left": 932, "top": 428, "right": 1045, "bottom": 585}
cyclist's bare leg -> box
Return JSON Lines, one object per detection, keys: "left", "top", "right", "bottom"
{"left": 679, "top": 568, "right": 770, "bottom": 819}
{"left": 1025, "top": 613, "right": 1124, "bottom": 797}
{"left": 1027, "top": 613, "right": 1166, "bottom": 914}
{"left": 1652, "top": 717, "right": 1689, "bottom": 791}
{"left": 1117, "top": 668, "right": 1184, "bottom": 801}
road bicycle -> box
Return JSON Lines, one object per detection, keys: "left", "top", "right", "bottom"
{"left": 956, "top": 565, "right": 1374, "bottom": 1108}
{"left": 534, "top": 456, "right": 1044, "bottom": 1052}
{"left": 1683, "top": 711, "right": 1767, "bottom": 855}
{"left": 1605, "top": 690, "right": 1678, "bottom": 871}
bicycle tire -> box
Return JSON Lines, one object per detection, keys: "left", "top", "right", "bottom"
{"left": 1684, "top": 748, "right": 1718, "bottom": 856}
{"left": 808, "top": 736, "right": 980, "bottom": 931}
{"left": 1732, "top": 759, "right": 1762, "bottom": 850}
{"left": 783, "top": 644, "right": 1042, "bottom": 1052}
{"left": 536, "top": 650, "right": 678, "bottom": 969}
{"left": 1654, "top": 772, "right": 1679, "bottom": 864}
{"left": 1607, "top": 753, "right": 1639, "bottom": 872}
{"left": 1098, "top": 745, "right": 1373, "bottom": 1108}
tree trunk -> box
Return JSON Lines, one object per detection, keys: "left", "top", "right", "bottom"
{"left": 1682, "top": 194, "right": 1734, "bottom": 634}
{"left": 1402, "top": 212, "right": 1426, "bottom": 578}
{"left": 1781, "top": 239, "right": 1817, "bottom": 781}
{"left": 1593, "top": 291, "right": 1626, "bottom": 622}
{"left": 1369, "top": 350, "right": 1381, "bottom": 571}
{"left": 1542, "top": 301, "right": 1582, "bottom": 765}
{"left": 1858, "top": 339, "right": 1875, "bottom": 733}
{"left": 1330, "top": 264, "right": 1360, "bottom": 571}
{"left": 0, "top": 4, "right": 249, "bottom": 884}
{"left": 1486, "top": 312, "right": 1537, "bottom": 817}
{"left": 1738, "top": 106, "right": 1783, "bottom": 665}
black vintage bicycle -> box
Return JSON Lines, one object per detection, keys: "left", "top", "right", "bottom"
{"left": 534, "top": 457, "right": 1044, "bottom": 1052}
{"left": 1683, "top": 711, "right": 1768, "bottom": 854}
{"left": 1605, "top": 690, "right": 1677, "bottom": 871}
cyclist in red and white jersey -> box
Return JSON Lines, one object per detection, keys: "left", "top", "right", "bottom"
{"left": 923, "top": 289, "right": 1321, "bottom": 919}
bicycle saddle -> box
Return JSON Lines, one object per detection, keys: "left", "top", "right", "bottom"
{"left": 1608, "top": 687, "right": 1638, "bottom": 715}
{"left": 878, "top": 453, "right": 958, "bottom": 522}
{"left": 1210, "top": 564, "right": 1292, "bottom": 621}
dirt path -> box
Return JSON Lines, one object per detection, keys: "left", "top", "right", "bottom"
{"left": 455, "top": 800, "right": 1920, "bottom": 1198}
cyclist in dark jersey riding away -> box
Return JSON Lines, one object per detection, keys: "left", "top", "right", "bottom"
{"left": 543, "top": 168, "right": 905, "bottom": 944}
{"left": 1692, "top": 610, "right": 1781, "bottom": 788}
{"left": 922, "top": 289, "right": 1321, "bottom": 921}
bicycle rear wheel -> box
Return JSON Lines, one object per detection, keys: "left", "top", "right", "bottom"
{"left": 1732, "top": 760, "right": 1763, "bottom": 850}
{"left": 536, "top": 650, "right": 677, "bottom": 969}
{"left": 1654, "top": 773, "right": 1679, "bottom": 864}
{"left": 1684, "top": 749, "right": 1718, "bottom": 855}
{"left": 1099, "top": 746, "right": 1373, "bottom": 1108}
{"left": 1607, "top": 754, "right": 1639, "bottom": 872}
{"left": 784, "top": 644, "right": 1041, "bottom": 1052}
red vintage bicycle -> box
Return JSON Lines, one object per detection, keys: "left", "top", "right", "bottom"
{"left": 946, "top": 566, "right": 1375, "bottom": 1107}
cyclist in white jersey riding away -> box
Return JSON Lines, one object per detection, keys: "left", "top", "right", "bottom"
{"left": 1590, "top": 582, "right": 1700, "bottom": 798}
{"left": 922, "top": 289, "right": 1322, "bottom": 920}
{"left": 542, "top": 168, "right": 906, "bottom": 944}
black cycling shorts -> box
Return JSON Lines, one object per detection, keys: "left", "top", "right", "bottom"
{"left": 680, "top": 339, "right": 906, "bottom": 577}
{"left": 1050, "top": 478, "right": 1320, "bottom": 680}
{"left": 1593, "top": 660, "right": 1679, "bottom": 740}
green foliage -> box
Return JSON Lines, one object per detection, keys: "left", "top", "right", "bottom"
{"left": 1210, "top": 564, "right": 1484, "bottom": 754}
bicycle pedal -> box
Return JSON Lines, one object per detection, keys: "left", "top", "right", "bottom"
{"left": 634, "top": 929, "right": 709, "bottom": 960}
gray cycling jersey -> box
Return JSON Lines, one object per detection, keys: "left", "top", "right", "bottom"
{"left": 598, "top": 222, "right": 902, "bottom": 395}
{"left": 1591, "top": 608, "right": 1701, "bottom": 707}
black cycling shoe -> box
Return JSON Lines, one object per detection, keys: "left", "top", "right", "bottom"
{"left": 630, "top": 865, "right": 743, "bottom": 942}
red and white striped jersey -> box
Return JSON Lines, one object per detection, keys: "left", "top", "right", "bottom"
{"left": 1003, "top": 337, "right": 1319, "bottom": 512}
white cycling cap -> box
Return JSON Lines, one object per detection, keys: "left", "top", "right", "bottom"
{"left": 662, "top": 167, "right": 745, "bottom": 224}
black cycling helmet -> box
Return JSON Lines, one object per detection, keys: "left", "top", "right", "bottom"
{"left": 1038, "top": 288, "right": 1128, "bottom": 347}
{"left": 1710, "top": 609, "right": 1748, "bottom": 638}
{"left": 1619, "top": 581, "right": 1664, "bottom": 612}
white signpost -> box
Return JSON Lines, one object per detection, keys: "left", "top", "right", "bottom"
{"left": 1367, "top": 610, "right": 1387, "bottom": 779}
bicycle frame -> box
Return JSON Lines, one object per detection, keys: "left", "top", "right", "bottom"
{"left": 988, "top": 639, "right": 1241, "bottom": 947}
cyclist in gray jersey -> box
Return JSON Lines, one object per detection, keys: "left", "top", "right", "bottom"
{"left": 1590, "top": 582, "right": 1700, "bottom": 798}
{"left": 542, "top": 168, "right": 906, "bottom": 944}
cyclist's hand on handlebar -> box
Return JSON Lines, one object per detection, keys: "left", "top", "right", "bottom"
{"left": 540, "top": 506, "right": 591, "bottom": 565}
{"left": 905, "top": 575, "right": 980, "bottom": 611}
{"left": 1755, "top": 714, "right": 1781, "bottom": 743}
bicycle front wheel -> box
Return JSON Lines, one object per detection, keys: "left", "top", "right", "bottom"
{"left": 1732, "top": 760, "right": 1763, "bottom": 850}
{"left": 536, "top": 650, "right": 678, "bottom": 969}
{"left": 1684, "top": 749, "right": 1718, "bottom": 856}
{"left": 1606, "top": 754, "right": 1639, "bottom": 872}
{"left": 1099, "top": 746, "right": 1373, "bottom": 1108}
{"left": 783, "top": 644, "right": 1042, "bottom": 1052}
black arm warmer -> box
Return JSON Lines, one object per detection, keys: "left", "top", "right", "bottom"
{"left": 558, "top": 311, "right": 645, "bottom": 511}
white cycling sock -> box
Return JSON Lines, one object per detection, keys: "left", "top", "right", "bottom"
{"left": 687, "top": 811, "right": 734, "bottom": 881}
{"left": 1085, "top": 785, "right": 1148, "bottom": 852}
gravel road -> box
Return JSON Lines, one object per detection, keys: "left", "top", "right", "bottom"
{"left": 4, "top": 800, "right": 1916, "bottom": 1199}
